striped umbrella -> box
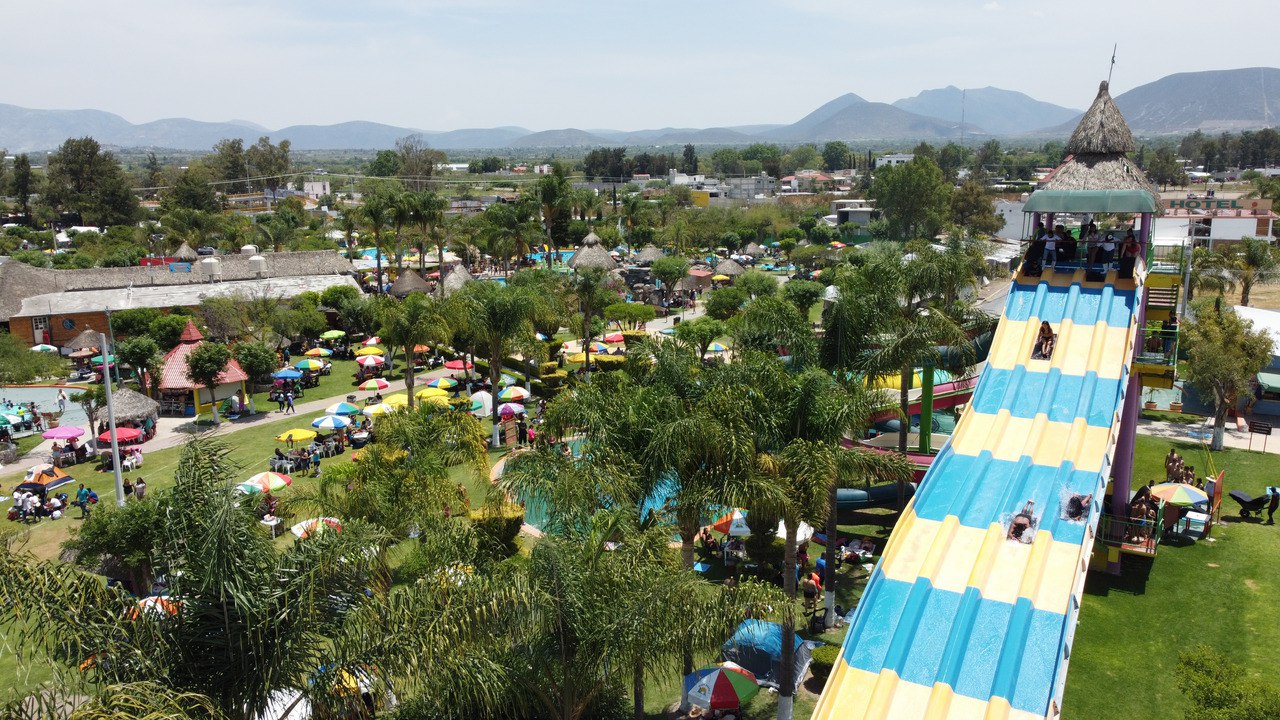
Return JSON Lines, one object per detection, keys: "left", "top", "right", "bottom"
{"left": 239, "top": 472, "right": 293, "bottom": 494}
{"left": 30, "top": 344, "right": 57, "bottom": 353}
{"left": 1151, "top": 482, "right": 1210, "bottom": 507}
{"left": 312, "top": 415, "right": 351, "bottom": 430}
{"left": 497, "top": 386, "right": 529, "bottom": 402}
{"left": 131, "top": 596, "right": 181, "bottom": 620}
{"left": 358, "top": 378, "right": 391, "bottom": 391}
{"left": 587, "top": 342, "right": 609, "bottom": 353}
{"left": 710, "top": 508, "right": 751, "bottom": 536}
{"left": 362, "top": 336, "right": 382, "bottom": 346}
{"left": 685, "top": 664, "right": 759, "bottom": 711}
{"left": 708, "top": 342, "right": 728, "bottom": 353}
{"left": 294, "top": 359, "right": 325, "bottom": 371}
{"left": 356, "top": 355, "right": 386, "bottom": 368}
{"left": 325, "top": 401, "right": 362, "bottom": 416}
{"left": 355, "top": 346, "right": 385, "bottom": 357}
{"left": 497, "top": 402, "right": 525, "bottom": 416}
{"left": 304, "top": 347, "right": 332, "bottom": 357}
{"left": 427, "top": 377, "right": 458, "bottom": 389}
{"left": 291, "top": 517, "right": 342, "bottom": 539}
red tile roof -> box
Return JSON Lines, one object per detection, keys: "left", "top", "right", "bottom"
{"left": 158, "top": 322, "right": 248, "bottom": 390}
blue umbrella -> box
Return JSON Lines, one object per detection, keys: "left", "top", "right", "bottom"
{"left": 312, "top": 415, "right": 351, "bottom": 430}
{"left": 272, "top": 369, "right": 303, "bottom": 380}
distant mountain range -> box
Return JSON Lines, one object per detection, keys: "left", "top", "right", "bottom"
{"left": 0, "top": 67, "right": 1274, "bottom": 152}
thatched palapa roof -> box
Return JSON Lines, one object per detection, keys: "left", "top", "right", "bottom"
{"left": 110, "top": 387, "right": 161, "bottom": 424}
{"left": 568, "top": 232, "right": 619, "bottom": 271}
{"left": 741, "top": 242, "right": 767, "bottom": 256}
{"left": 390, "top": 270, "right": 431, "bottom": 298}
{"left": 634, "top": 245, "right": 666, "bottom": 265}
{"left": 64, "top": 328, "right": 102, "bottom": 352}
{"left": 441, "top": 266, "right": 474, "bottom": 297}
{"left": 714, "top": 258, "right": 747, "bottom": 277}
{"left": 1041, "top": 81, "right": 1157, "bottom": 195}
{"left": 172, "top": 242, "right": 198, "bottom": 261}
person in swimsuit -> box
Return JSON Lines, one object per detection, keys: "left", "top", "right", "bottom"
{"left": 1008, "top": 501, "right": 1036, "bottom": 542}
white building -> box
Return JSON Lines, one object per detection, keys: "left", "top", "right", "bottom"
{"left": 875, "top": 153, "right": 915, "bottom": 169}
{"left": 302, "top": 181, "right": 330, "bottom": 200}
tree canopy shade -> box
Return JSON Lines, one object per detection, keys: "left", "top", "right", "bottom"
{"left": 41, "top": 137, "right": 140, "bottom": 227}
{"left": 378, "top": 291, "right": 452, "bottom": 408}
{"left": 867, "top": 156, "right": 950, "bottom": 240}
{"left": 0, "top": 331, "right": 66, "bottom": 384}
{"left": 185, "top": 342, "right": 233, "bottom": 423}
{"left": 1182, "top": 299, "right": 1274, "bottom": 450}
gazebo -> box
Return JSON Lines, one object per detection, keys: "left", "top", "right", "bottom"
{"left": 634, "top": 245, "right": 666, "bottom": 266}
{"left": 714, "top": 258, "right": 747, "bottom": 278}
{"left": 741, "top": 241, "right": 767, "bottom": 256}
{"left": 441, "top": 265, "right": 474, "bottom": 297}
{"left": 63, "top": 327, "right": 102, "bottom": 361}
{"left": 109, "top": 387, "right": 161, "bottom": 437}
{"left": 1037, "top": 80, "right": 1159, "bottom": 196}
{"left": 172, "top": 242, "right": 199, "bottom": 261}
{"left": 568, "top": 232, "right": 620, "bottom": 272}
{"left": 390, "top": 270, "right": 432, "bottom": 298}
{"left": 157, "top": 320, "right": 248, "bottom": 417}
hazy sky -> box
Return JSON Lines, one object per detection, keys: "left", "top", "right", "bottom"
{"left": 6, "top": 0, "right": 1275, "bottom": 132}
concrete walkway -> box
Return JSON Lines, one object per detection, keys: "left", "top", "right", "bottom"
{"left": 1136, "top": 414, "right": 1280, "bottom": 455}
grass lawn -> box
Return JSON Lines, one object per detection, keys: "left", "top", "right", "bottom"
{"left": 246, "top": 358, "right": 407, "bottom": 410}
{"left": 1140, "top": 409, "right": 1204, "bottom": 425}
{"left": 1061, "top": 435, "right": 1280, "bottom": 718}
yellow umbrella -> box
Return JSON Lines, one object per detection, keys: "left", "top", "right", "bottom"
{"left": 276, "top": 428, "right": 317, "bottom": 443}
{"left": 712, "top": 274, "right": 731, "bottom": 282}
{"left": 355, "top": 346, "right": 385, "bottom": 357}
{"left": 416, "top": 387, "right": 449, "bottom": 399}
{"left": 383, "top": 393, "right": 409, "bottom": 407}
{"left": 363, "top": 403, "right": 395, "bottom": 417}
{"left": 567, "top": 352, "right": 587, "bottom": 363}
{"left": 421, "top": 395, "right": 451, "bottom": 408}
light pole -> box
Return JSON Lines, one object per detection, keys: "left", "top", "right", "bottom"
{"left": 99, "top": 332, "right": 126, "bottom": 507}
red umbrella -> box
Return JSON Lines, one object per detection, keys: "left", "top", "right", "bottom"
{"left": 603, "top": 332, "right": 625, "bottom": 343}
{"left": 99, "top": 427, "right": 142, "bottom": 443}
{"left": 444, "top": 359, "right": 473, "bottom": 370}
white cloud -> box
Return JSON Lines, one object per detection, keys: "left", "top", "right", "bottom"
{"left": 983, "top": 1, "right": 1001, "bottom": 10}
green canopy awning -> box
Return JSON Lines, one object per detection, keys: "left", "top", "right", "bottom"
{"left": 1257, "top": 372, "right": 1280, "bottom": 394}
{"left": 1023, "top": 189, "right": 1158, "bottom": 214}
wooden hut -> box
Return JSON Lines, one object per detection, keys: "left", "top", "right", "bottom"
{"left": 1039, "top": 81, "right": 1158, "bottom": 194}
{"left": 714, "top": 258, "right": 747, "bottom": 278}
{"left": 568, "top": 232, "right": 620, "bottom": 272}
{"left": 441, "top": 265, "right": 474, "bottom": 297}
{"left": 390, "top": 270, "right": 432, "bottom": 298}
{"left": 634, "top": 245, "right": 666, "bottom": 266}
{"left": 157, "top": 320, "right": 248, "bottom": 416}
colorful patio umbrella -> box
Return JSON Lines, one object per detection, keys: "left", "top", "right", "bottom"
{"left": 355, "top": 346, "right": 385, "bottom": 357}
{"left": 427, "top": 377, "right": 458, "bottom": 389}
{"left": 443, "top": 359, "right": 473, "bottom": 370}
{"left": 710, "top": 508, "right": 751, "bottom": 536}
{"left": 497, "top": 386, "right": 529, "bottom": 402}
{"left": 830, "top": 241, "right": 846, "bottom": 249}
{"left": 497, "top": 402, "right": 525, "bottom": 416}
{"left": 294, "top": 359, "right": 325, "bottom": 371}
{"left": 708, "top": 342, "right": 728, "bottom": 353}
{"left": 98, "top": 427, "right": 141, "bottom": 444}
{"left": 358, "top": 378, "right": 391, "bottom": 391}
{"left": 712, "top": 274, "right": 731, "bottom": 282}
{"left": 320, "top": 330, "right": 346, "bottom": 340}
{"left": 1150, "top": 482, "right": 1210, "bottom": 507}
{"left": 30, "top": 344, "right": 57, "bottom": 353}
{"left": 304, "top": 347, "right": 332, "bottom": 357}
{"left": 356, "top": 355, "right": 386, "bottom": 368}
{"left": 499, "top": 374, "right": 518, "bottom": 386}
{"left": 240, "top": 472, "right": 293, "bottom": 494}
{"left": 587, "top": 342, "right": 609, "bottom": 353}
{"left": 272, "top": 369, "right": 303, "bottom": 380}
{"left": 276, "top": 428, "right": 317, "bottom": 443}
{"left": 363, "top": 403, "right": 394, "bottom": 417}
{"left": 312, "top": 415, "right": 351, "bottom": 430}
{"left": 416, "top": 387, "right": 449, "bottom": 399}
{"left": 566, "top": 352, "right": 587, "bottom": 363}
{"left": 412, "top": 344, "right": 431, "bottom": 353}
{"left": 685, "top": 664, "right": 759, "bottom": 711}
{"left": 291, "top": 517, "right": 342, "bottom": 539}
{"left": 660, "top": 327, "right": 676, "bottom": 335}
{"left": 132, "top": 596, "right": 181, "bottom": 620}
{"left": 90, "top": 354, "right": 115, "bottom": 364}
{"left": 325, "top": 401, "right": 362, "bottom": 416}
{"left": 603, "top": 332, "right": 625, "bottom": 343}
{"left": 42, "top": 426, "right": 84, "bottom": 440}
{"left": 383, "top": 393, "right": 409, "bottom": 407}
{"left": 362, "top": 336, "right": 382, "bottom": 346}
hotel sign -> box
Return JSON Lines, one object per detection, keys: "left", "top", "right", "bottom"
{"left": 1163, "top": 198, "right": 1272, "bottom": 211}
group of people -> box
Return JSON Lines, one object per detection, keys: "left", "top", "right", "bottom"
{"left": 1027, "top": 222, "right": 1143, "bottom": 277}
{"left": 50, "top": 438, "right": 90, "bottom": 467}
{"left": 1164, "top": 448, "right": 1204, "bottom": 487}
{"left": 7, "top": 489, "right": 67, "bottom": 522}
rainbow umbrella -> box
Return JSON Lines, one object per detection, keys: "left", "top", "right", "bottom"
{"left": 356, "top": 355, "right": 386, "bottom": 368}
{"left": 30, "top": 344, "right": 57, "bottom": 353}
{"left": 325, "top": 401, "right": 362, "bottom": 416}
{"left": 363, "top": 402, "right": 394, "bottom": 417}
{"left": 1150, "top": 482, "right": 1209, "bottom": 507}
{"left": 240, "top": 472, "right": 293, "bottom": 494}
{"left": 358, "top": 378, "right": 391, "bottom": 391}
{"left": 362, "top": 336, "right": 382, "bottom": 346}
{"left": 291, "top": 517, "right": 342, "bottom": 539}
{"left": 294, "top": 359, "right": 325, "bottom": 371}
{"left": 497, "top": 402, "right": 525, "bottom": 416}
{"left": 710, "top": 508, "right": 751, "bottom": 536}
{"left": 685, "top": 664, "right": 760, "bottom": 711}
{"left": 320, "top": 330, "right": 345, "bottom": 340}
{"left": 355, "top": 346, "right": 385, "bottom": 357}
{"left": 497, "top": 386, "right": 529, "bottom": 402}
{"left": 416, "top": 387, "right": 449, "bottom": 399}
{"left": 587, "top": 342, "right": 609, "bottom": 353}
{"left": 312, "top": 415, "right": 351, "bottom": 430}
{"left": 276, "top": 428, "right": 317, "bottom": 443}
{"left": 708, "top": 342, "right": 728, "bottom": 353}
{"left": 304, "top": 347, "right": 332, "bottom": 357}
{"left": 427, "top": 377, "right": 457, "bottom": 389}
{"left": 131, "top": 596, "right": 181, "bottom": 620}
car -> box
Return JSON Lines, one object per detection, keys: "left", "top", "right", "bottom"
{"left": 196, "top": 246, "right": 217, "bottom": 256}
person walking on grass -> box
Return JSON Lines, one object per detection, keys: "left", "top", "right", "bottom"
{"left": 75, "top": 484, "right": 91, "bottom": 519}
{"left": 285, "top": 391, "right": 295, "bottom": 415}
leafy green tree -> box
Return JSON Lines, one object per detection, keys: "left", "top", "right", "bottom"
{"left": 705, "top": 285, "right": 748, "bottom": 320}
{"left": 0, "top": 331, "right": 66, "bottom": 384}
{"left": 360, "top": 188, "right": 393, "bottom": 294}
{"left": 379, "top": 292, "right": 452, "bottom": 407}
{"left": 73, "top": 384, "right": 108, "bottom": 432}
{"left": 185, "top": 342, "right": 233, "bottom": 424}
{"left": 1182, "top": 299, "right": 1274, "bottom": 449}
{"left": 734, "top": 269, "right": 777, "bottom": 299}
{"left": 64, "top": 497, "right": 163, "bottom": 593}
{"left": 571, "top": 267, "right": 617, "bottom": 375}
{"left": 535, "top": 164, "right": 573, "bottom": 260}
{"left": 366, "top": 149, "right": 401, "bottom": 177}
{"left": 233, "top": 342, "right": 277, "bottom": 388}
{"left": 412, "top": 190, "right": 449, "bottom": 279}
{"left": 11, "top": 153, "right": 33, "bottom": 217}
{"left": 244, "top": 136, "right": 291, "bottom": 198}
{"left": 1226, "top": 237, "right": 1280, "bottom": 306}
{"left": 673, "top": 316, "right": 725, "bottom": 361}
{"left": 320, "top": 284, "right": 360, "bottom": 310}
{"left": 395, "top": 134, "right": 446, "bottom": 191}
{"left": 868, "top": 156, "right": 950, "bottom": 240}
{"left": 162, "top": 165, "right": 220, "bottom": 213}
{"left": 145, "top": 314, "right": 189, "bottom": 351}
{"left": 603, "top": 302, "right": 656, "bottom": 330}
{"left": 210, "top": 138, "right": 249, "bottom": 193}
{"left": 821, "top": 141, "right": 851, "bottom": 172}
{"left": 116, "top": 336, "right": 161, "bottom": 394}
{"left": 948, "top": 179, "right": 1004, "bottom": 236}
{"left": 732, "top": 295, "right": 817, "bottom": 367}
{"left": 1146, "top": 146, "right": 1186, "bottom": 189}
{"left": 42, "top": 137, "right": 140, "bottom": 226}
{"left": 680, "top": 143, "right": 698, "bottom": 174}
{"left": 649, "top": 255, "right": 688, "bottom": 303}
{"left": 782, "top": 279, "right": 824, "bottom": 315}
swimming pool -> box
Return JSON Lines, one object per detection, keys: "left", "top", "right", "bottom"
{"left": 526, "top": 250, "right": 575, "bottom": 264}
{"left": 0, "top": 386, "right": 90, "bottom": 428}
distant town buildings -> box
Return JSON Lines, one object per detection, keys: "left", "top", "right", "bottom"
{"left": 874, "top": 153, "right": 915, "bottom": 169}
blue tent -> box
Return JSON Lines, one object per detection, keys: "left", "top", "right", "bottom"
{"left": 720, "top": 619, "right": 816, "bottom": 692}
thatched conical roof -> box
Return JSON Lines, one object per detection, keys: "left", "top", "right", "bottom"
{"left": 1066, "top": 81, "right": 1136, "bottom": 156}
{"left": 389, "top": 270, "right": 431, "bottom": 298}
{"left": 63, "top": 327, "right": 102, "bottom": 352}
{"left": 741, "top": 241, "right": 767, "bottom": 256}
{"left": 714, "top": 258, "right": 747, "bottom": 277}
{"left": 442, "top": 265, "right": 474, "bottom": 297}
{"left": 568, "top": 232, "right": 619, "bottom": 271}
{"left": 1040, "top": 80, "right": 1157, "bottom": 195}
{"left": 110, "top": 387, "right": 161, "bottom": 424}
{"left": 634, "top": 245, "right": 666, "bottom": 265}
{"left": 172, "top": 242, "right": 198, "bottom": 261}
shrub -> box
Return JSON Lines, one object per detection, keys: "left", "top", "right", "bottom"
{"left": 540, "top": 370, "right": 568, "bottom": 389}
{"left": 591, "top": 355, "right": 627, "bottom": 371}
{"left": 470, "top": 502, "right": 524, "bottom": 555}
{"left": 620, "top": 330, "right": 648, "bottom": 346}
{"left": 539, "top": 361, "right": 559, "bottom": 378}
{"left": 810, "top": 645, "right": 840, "bottom": 680}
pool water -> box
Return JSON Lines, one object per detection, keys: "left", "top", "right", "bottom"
{"left": 0, "top": 386, "right": 90, "bottom": 428}
{"left": 526, "top": 250, "right": 575, "bottom": 264}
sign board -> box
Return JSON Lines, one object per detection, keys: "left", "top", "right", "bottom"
{"left": 1249, "top": 421, "right": 1271, "bottom": 436}
{"left": 169, "top": 262, "right": 192, "bottom": 273}
{"left": 1163, "top": 198, "right": 1272, "bottom": 212}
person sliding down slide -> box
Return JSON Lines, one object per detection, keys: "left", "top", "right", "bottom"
{"left": 1008, "top": 501, "right": 1036, "bottom": 543}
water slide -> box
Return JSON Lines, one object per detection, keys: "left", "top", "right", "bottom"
{"left": 813, "top": 265, "right": 1141, "bottom": 720}
{"left": 836, "top": 483, "right": 914, "bottom": 511}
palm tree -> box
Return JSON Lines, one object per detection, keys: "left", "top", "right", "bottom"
{"left": 378, "top": 291, "right": 452, "bottom": 408}
{"left": 1184, "top": 245, "right": 1236, "bottom": 300}
{"left": 453, "top": 281, "right": 548, "bottom": 446}
{"left": 389, "top": 188, "right": 414, "bottom": 269}
{"left": 1228, "top": 236, "right": 1280, "bottom": 306}
{"left": 337, "top": 209, "right": 360, "bottom": 260}
{"left": 411, "top": 190, "right": 448, "bottom": 277}
{"left": 360, "top": 191, "right": 392, "bottom": 294}
{"left": 570, "top": 267, "right": 615, "bottom": 378}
